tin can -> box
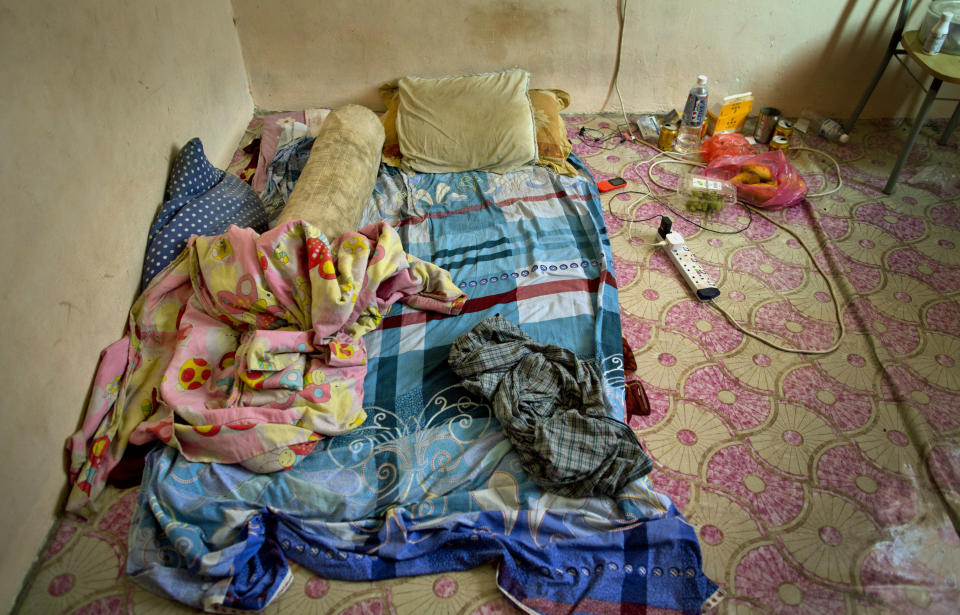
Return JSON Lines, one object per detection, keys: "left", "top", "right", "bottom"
{"left": 773, "top": 119, "right": 794, "bottom": 141}
{"left": 658, "top": 122, "right": 679, "bottom": 151}
{"left": 769, "top": 135, "right": 789, "bottom": 151}
{"left": 754, "top": 107, "right": 781, "bottom": 144}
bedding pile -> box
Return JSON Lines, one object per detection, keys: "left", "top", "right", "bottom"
{"left": 117, "top": 157, "right": 715, "bottom": 613}
{"left": 67, "top": 219, "right": 466, "bottom": 512}
{"left": 48, "top": 71, "right": 719, "bottom": 615}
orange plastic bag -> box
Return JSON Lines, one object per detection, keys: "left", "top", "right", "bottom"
{"left": 699, "top": 133, "right": 756, "bottom": 163}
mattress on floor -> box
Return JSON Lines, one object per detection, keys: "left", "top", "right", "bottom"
{"left": 18, "top": 144, "right": 718, "bottom": 614}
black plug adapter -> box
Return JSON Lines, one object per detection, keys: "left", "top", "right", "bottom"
{"left": 657, "top": 216, "right": 673, "bottom": 238}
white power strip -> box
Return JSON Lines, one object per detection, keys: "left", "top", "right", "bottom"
{"left": 661, "top": 227, "right": 720, "bottom": 301}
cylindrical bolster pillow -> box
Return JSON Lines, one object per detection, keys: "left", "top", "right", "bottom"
{"left": 275, "top": 104, "right": 385, "bottom": 238}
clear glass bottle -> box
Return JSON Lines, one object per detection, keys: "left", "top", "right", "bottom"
{"left": 674, "top": 75, "right": 709, "bottom": 154}
{"left": 797, "top": 109, "right": 850, "bottom": 144}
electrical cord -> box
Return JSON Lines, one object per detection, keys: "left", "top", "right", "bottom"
{"left": 578, "top": 126, "right": 615, "bottom": 142}
{"left": 707, "top": 203, "right": 846, "bottom": 355}
{"left": 791, "top": 146, "right": 843, "bottom": 198}
{"left": 605, "top": 0, "right": 637, "bottom": 142}
{"left": 604, "top": 140, "right": 845, "bottom": 354}
{"left": 604, "top": 191, "right": 665, "bottom": 224}
{"left": 591, "top": 6, "right": 845, "bottom": 353}
{"left": 577, "top": 126, "right": 633, "bottom": 151}
{"left": 605, "top": 189, "right": 754, "bottom": 236}
{"left": 645, "top": 156, "right": 703, "bottom": 191}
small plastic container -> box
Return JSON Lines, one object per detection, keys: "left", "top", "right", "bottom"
{"left": 920, "top": 1, "right": 960, "bottom": 55}
{"left": 677, "top": 173, "right": 737, "bottom": 213}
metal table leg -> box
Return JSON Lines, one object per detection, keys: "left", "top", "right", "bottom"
{"left": 884, "top": 78, "right": 942, "bottom": 194}
{"left": 938, "top": 99, "right": 960, "bottom": 146}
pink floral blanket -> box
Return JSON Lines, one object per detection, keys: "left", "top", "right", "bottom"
{"left": 65, "top": 221, "right": 466, "bottom": 515}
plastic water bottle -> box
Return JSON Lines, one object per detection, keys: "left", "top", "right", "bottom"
{"left": 674, "top": 75, "right": 709, "bottom": 154}
{"left": 798, "top": 109, "right": 850, "bottom": 144}
{"left": 923, "top": 12, "right": 953, "bottom": 55}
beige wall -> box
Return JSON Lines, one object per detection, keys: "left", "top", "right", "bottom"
{"left": 233, "top": 0, "right": 957, "bottom": 119}
{"left": 0, "top": 0, "right": 252, "bottom": 609}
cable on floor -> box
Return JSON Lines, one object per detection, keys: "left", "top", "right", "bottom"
{"left": 791, "top": 146, "right": 843, "bottom": 197}
{"left": 605, "top": 138, "right": 846, "bottom": 354}
{"left": 707, "top": 204, "right": 846, "bottom": 355}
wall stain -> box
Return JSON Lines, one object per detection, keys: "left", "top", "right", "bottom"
{"left": 464, "top": 1, "right": 569, "bottom": 65}
{"left": 59, "top": 300, "right": 80, "bottom": 321}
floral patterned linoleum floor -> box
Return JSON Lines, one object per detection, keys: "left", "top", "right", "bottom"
{"left": 570, "top": 114, "right": 960, "bottom": 614}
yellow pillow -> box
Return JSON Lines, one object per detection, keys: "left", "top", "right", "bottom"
{"left": 379, "top": 83, "right": 403, "bottom": 168}
{"left": 379, "top": 82, "right": 576, "bottom": 177}
{"left": 528, "top": 89, "right": 577, "bottom": 177}
{"left": 395, "top": 69, "right": 539, "bottom": 174}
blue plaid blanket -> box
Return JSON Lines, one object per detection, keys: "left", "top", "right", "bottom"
{"left": 128, "top": 158, "right": 717, "bottom": 613}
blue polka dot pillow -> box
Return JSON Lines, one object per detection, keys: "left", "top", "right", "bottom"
{"left": 141, "top": 138, "right": 268, "bottom": 289}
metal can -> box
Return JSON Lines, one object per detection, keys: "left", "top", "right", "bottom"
{"left": 658, "top": 122, "right": 679, "bottom": 151}
{"left": 769, "top": 135, "right": 789, "bottom": 151}
{"left": 773, "top": 119, "right": 794, "bottom": 141}
{"left": 754, "top": 106, "right": 781, "bottom": 144}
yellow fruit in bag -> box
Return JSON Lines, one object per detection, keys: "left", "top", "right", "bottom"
{"left": 730, "top": 171, "right": 761, "bottom": 184}
{"left": 741, "top": 164, "right": 773, "bottom": 181}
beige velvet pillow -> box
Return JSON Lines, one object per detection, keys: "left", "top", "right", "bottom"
{"left": 380, "top": 82, "right": 576, "bottom": 177}
{"left": 396, "top": 69, "right": 538, "bottom": 174}
{"left": 275, "top": 104, "right": 385, "bottom": 238}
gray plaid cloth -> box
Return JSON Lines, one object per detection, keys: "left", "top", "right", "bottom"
{"left": 448, "top": 315, "right": 652, "bottom": 497}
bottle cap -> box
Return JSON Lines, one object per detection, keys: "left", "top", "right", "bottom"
{"left": 697, "top": 75, "right": 708, "bottom": 85}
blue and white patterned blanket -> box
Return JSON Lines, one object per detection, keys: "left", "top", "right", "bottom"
{"left": 128, "top": 158, "right": 717, "bottom": 613}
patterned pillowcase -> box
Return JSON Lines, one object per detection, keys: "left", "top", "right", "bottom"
{"left": 379, "top": 81, "right": 577, "bottom": 177}
{"left": 378, "top": 82, "right": 404, "bottom": 168}
{"left": 528, "top": 89, "right": 578, "bottom": 177}
{"left": 141, "top": 138, "right": 268, "bottom": 289}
